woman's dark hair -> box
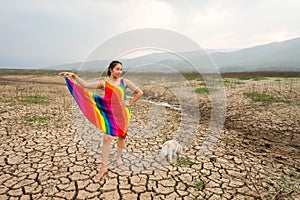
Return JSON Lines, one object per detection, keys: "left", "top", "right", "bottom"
{"left": 107, "top": 60, "right": 122, "bottom": 76}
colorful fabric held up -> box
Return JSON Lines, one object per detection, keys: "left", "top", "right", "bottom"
{"left": 64, "top": 77, "right": 131, "bottom": 138}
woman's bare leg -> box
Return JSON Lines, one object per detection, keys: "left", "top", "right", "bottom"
{"left": 96, "top": 134, "right": 113, "bottom": 180}
{"left": 116, "top": 137, "right": 126, "bottom": 165}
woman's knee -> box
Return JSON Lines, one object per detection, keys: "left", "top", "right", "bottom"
{"left": 117, "top": 137, "right": 126, "bottom": 148}
{"left": 103, "top": 134, "right": 113, "bottom": 143}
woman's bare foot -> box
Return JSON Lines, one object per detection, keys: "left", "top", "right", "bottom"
{"left": 95, "top": 164, "right": 108, "bottom": 180}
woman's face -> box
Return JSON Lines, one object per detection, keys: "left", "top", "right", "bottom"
{"left": 110, "top": 63, "right": 123, "bottom": 78}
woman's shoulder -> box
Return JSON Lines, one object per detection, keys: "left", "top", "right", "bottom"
{"left": 123, "top": 78, "right": 132, "bottom": 84}
{"left": 97, "top": 79, "right": 107, "bottom": 89}
{"left": 123, "top": 78, "right": 132, "bottom": 87}
{"left": 123, "top": 78, "right": 138, "bottom": 89}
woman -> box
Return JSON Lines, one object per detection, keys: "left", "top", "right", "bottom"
{"left": 59, "top": 61, "right": 143, "bottom": 180}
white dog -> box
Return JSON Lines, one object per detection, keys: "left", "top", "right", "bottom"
{"left": 160, "top": 139, "right": 182, "bottom": 162}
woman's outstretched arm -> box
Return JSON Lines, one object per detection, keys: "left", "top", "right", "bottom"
{"left": 59, "top": 72, "right": 104, "bottom": 89}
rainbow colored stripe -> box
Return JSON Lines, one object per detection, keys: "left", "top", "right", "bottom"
{"left": 65, "top": 77, "right": 131, "bottom": 138}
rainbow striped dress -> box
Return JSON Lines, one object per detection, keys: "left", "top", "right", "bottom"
{"left": 65, "top": 77, "right": 131, "bottom": 138}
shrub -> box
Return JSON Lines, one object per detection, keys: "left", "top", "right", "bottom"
{"left": 245, "top": 92, "right": 277, "bottom": 102}
{"left": 239, "top": 76, "right": 267, "bottom": 81}
{"left": 20, "top": 95, "right": 49, "bottom": 104}
{"left": 194, "top": 88, "right": 218, "bottom": 94}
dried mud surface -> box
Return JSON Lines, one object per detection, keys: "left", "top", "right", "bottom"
{"left": 0, "top": 71, "right": 299, "bottom": 200}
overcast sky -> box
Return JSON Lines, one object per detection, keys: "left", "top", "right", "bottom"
{"left": 1, "top": 0, "right": 300, "bottom": 67}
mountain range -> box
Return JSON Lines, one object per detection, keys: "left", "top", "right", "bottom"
{"left": 212, "top": 37, "right": 300, "bottom": 72}
{"left": 2, "top": 37, "right": 300, "bottom": 73}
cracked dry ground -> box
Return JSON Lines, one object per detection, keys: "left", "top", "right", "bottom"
{"left": 0, "top": 72, "right": 299, "bottom": 200}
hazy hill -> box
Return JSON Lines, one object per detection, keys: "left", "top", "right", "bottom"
{"left": 17, "top": 37, "right": 300, "bottom": 72}
{"left": 211, "top": 37, "right": 300, "bottom": 72}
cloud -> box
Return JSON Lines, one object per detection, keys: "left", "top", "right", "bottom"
{"left": 1, "top": 0, "right": 300, "bottom": 67}
{"left": 166, "top": 0, "right": 300, "bottom": 48}
{"left": 0, "top": 1, "right": 121, "bottom": 60}
{"left": 117, "top": 0, "right": 177, "bottom": 29}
